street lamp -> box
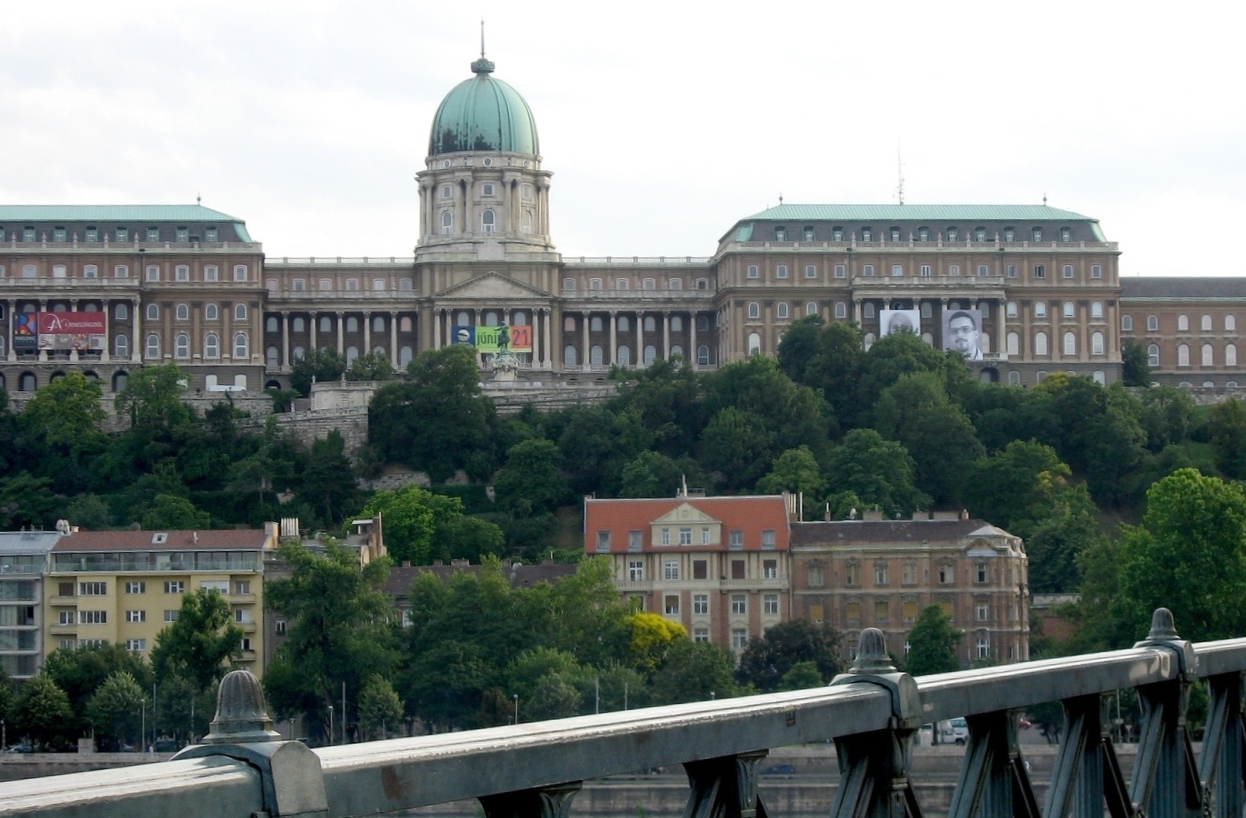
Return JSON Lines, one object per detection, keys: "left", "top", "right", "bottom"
{"left": 513, "top": 694, "right": 519, "bottom": 725}
{"left": 328, "top": 706, "right": 334, "bottom": 747}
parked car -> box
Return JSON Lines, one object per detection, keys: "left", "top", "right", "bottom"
{"left": 937, "top": 718, "right": 969, "bottom": 745}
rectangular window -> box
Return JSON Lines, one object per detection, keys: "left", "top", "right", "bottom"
{"left": 78, "top": 610, "right": 107, "bottom": 624}
{"left": 874, "top": 600, "right": 889, "bottom": 622}
{"left": 126, "top": 639, "right": 147, "bottom": 652}
{"left": 125, "top": 610, "right": 146, "bottom": 623}
{"left": 233, "top": 265, "right": 248, "bottom": 282}
{"left": 764, "top": 594, "right": 779, "bottom": 615}
{"left": 165, "top": 581, "right": 185, "bottom": 594}
{"left": 761, "top": 530, "right": 776, "bottom": 550}
{"left": 664, "top": 595, "right": 680, "bottom": 615}
{"left": 679, "top": 527, "right": 692, "bottom": 545}
{"left": 776, "top": 264, "right": 788, "bottom": 279}
{"left": 731, "top": 595, "right": 747, "bottom": 615}
{"left": 234, "top": 609, "right": 252, "bottom": 624}
{"left": 660, "top": 528, "right": 670, "bottom": 546}
{"left": 731, "top": 629, "right": 748, "bottom": 649}
{"left": 810, "top": 603, "right": 823, "bottom": 623}
{"left": 200, "top": 580, "right": 229, "bottom": 594}
{"left": 834, "top": 264, "right": 846, "bottom": 278}
{"left": 275, "top": 619, "right": 287, "bottom": 635}
{"left": 59, "top": 582, "right": 75, "bottom": 597}
{"left": 805, "top": 264, "right": 817, "bottom": 278}
{"left": 164, "top": 610, "right": 180, "bottom": 622}
{"left": 845, "top": 563, "right": 860, "bottom": 586}
{"left": 242, "top": 638, "right": 253, "bottom": 652}
{"left": 875, "top": 564, "right": 889, "bottom": 586}
{"left": 729, "top": 530, "right": 744, "bottom": 550}
{"left": 60, "top": 639, "right": 75, "bottom": 650}
{"left": 78, "top": 582, "right": 107, "bottom": 596}
{"left": 763, "top": 559, "right": 777, "bottom": 579}
{"left": 902, "top": 563, "right": 917, "bottom": 585}
{"left": 628, "top": 561, "right": 644, "bottom": 582}
{"left": 701, "top": 527, "right": 710, "bottom": 544}
{"left": 628, "top": 531, "right": 643, "bottom": 552}
{"left": 904, "top": 600, "right": 918, "bottom": 623}
{"left": 977, "top": 604, "right": 990, "bottom": 621}
{"left": 596, "top": 530, "right": 612, "bottom": 552}
{"left": 58, "top": 610, "right": 75, "bottom": 625}
{"left": 664, "top": 560, "right": 679, "bottom": 581}
{"left": 1006, "top": 264, "right": 1017, "bottom": 278}
{"left": 938, "top": 565, "right": 954, "bottom": 584}
{"left": 747, "top": 265, "right": 759, "bottom": 279}
{"left": 731, "top": 560, "right": 746, "bottom": 580}
{"left": 977, "top": 637, "right": 990, "bottom": 659}
{"left": 693, "top": 594, "right": 709, "bottom": 615}
{"left": 125, "top": 581, "right": 146, "bottom": 594}
{"left": 976, "top": 563, "right": 988, "bottom": 583}
{"left": 693, "top": 560, "right": 708, "bottom": 580}
{"left": 234, "top": 581, "right": 251, "bottom": 595}
{"left": 1034, "top": 265, "right": 1046, "bottom": 279}
{"left": 846, "top": 601, "right": 862, "bottom": 622}
{"left": 694, "top": 627, "right": 710, "bottom": 643}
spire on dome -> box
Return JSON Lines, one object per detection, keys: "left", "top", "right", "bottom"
{"left": 472, "top": 20, "right": 494, "bottom": 74}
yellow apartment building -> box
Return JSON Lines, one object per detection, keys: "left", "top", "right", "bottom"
{"left": 44, "top": 525, "right": 278, "bottom": 675}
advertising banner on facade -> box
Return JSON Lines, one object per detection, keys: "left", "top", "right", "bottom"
{"left": 942, "top": 309, "right": 984, "bottom": 360}
{"left": 13, "top": 313, "right": 37, "bottom": 351}
{"left": 880, "top": 309, "right": 921, "bottom": 337}
{"left": 451, "top": 324, "right": 533, "bottom": 353}
{"left": 36, "top": 311, "right": 107, "bottom": 351}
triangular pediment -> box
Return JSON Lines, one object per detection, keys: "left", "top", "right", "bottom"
{"left": 437, "top": 271, "right": 551, "bottom": 300}
{"left": 651, "top": 503, "right": 720, "bottom": 525}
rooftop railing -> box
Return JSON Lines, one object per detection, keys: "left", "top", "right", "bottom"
{"left": 3, "top": 608, "right": 1242, "bottom": 818}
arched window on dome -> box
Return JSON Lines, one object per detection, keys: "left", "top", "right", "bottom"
{"left": 441, "top": 211, "right": 453, "bottom": 235}
{"left": 523, "top": 211, "right": 534, "bottom": 234}
{"left": 481, "top": 209, "right": 496, "bottom": 234}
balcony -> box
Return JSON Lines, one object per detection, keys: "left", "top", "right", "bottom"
{"left": 718, "top": 578, "right": 787, "bottom": 590}
{"left": 565, "top": 256, "right": 712, "bottom": 268}
{"left": 562, "top": 289, "right": 715, "bottom": 303}
{"left": 851, "top": 274, "right": 1006, "bottom": 291}
{"left": 616, "top": 580, "right": 653, "bottom": 592}
{"left": 0, "top": 277, "right": 142, "bottom": 292}
{"left": 268, "top": 257, "right": 415, "bottom": 267}
{"left": 4, "top": 238, "right": 262, "bottom": 254}
{"left": 728, "top": 239, "right": 1118, "bottom": 252}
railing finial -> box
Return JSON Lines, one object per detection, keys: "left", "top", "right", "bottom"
{"left": 202, "top": 669, "right": 282, "bottom": 744}
{"left": 852, "top": 628, "right": 896, "bottom": 674}
{"left": 1146, "top": 607, "right": 1179, "bottom": 642}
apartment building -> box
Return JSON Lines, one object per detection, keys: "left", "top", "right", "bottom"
{"left": 0, "top": 531, "right": 59, "bottom": 678}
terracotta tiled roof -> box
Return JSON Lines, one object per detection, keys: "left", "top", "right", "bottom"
{"left": 383, "top": 561, "right": 577, "bottom": 597}
{"left": 583, "top": 495, "right": 791, "bottom": 552}
{"left": 790, "top": 519, "right": 1009, "bottom": 546}
{"left": 52, "top": 529, "right": 271, "bottom": 552}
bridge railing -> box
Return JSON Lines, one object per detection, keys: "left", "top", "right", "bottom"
{"left": 3, "top": 608, "right": 1244, "bottom": 818}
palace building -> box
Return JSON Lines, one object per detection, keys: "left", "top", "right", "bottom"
{"left": 0, "top": 52, "right": 1239, "bottom": 399}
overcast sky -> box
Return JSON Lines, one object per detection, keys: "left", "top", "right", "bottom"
{"left": 1, "top": 1, "right": 1242, "bottom": 276}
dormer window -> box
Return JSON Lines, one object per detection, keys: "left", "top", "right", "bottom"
{"left": 53, "top": 227, "right": 66, "bottom": 242}
{"left": 860, "top": 227, "right": 872, "bottom": 241}
{"left": 146, "top": 227, "right": 160, "bottom": 242}
{"left": 974, "top": 227, "right": 986, "bottom": 242}
{"left": 85, "top": 226, "right": 98, "bottom": 241}
{"left": 177, "top": 227, "right": 189, "bottom": 242}
{"left": 482, "top": 183, "right": 495, "bottom": 196}
{"left": 832, "top": 227, "right": 843, "bottom": 241}
{"left": 774, "top": 226, "right": 786, "bottom": 241}
{"left": 917, "top": 227, "right": 929, "bottom": 241}
{"left": 205, "top": 227, "right": 218, "bottom": 242}
{"left": 803, "top": 226, "right": 814, "bottom": 241}
{"left": 1003, "top": 227, "right": 1015, "bottom": 242}
{"left": 1032, "top": 227, "right": 1043, "bottom": 242}
{"left": 1060, "top": 227, "right": 1072, "bottom": 242}
{"left": 151, "top": 533, "right": 168, "bottom": 544}
{"left": 889, "top": 227, "right": 901, "bottom": 242}
{"left": 946, "top": 227, "right": 959, "bottom": 242}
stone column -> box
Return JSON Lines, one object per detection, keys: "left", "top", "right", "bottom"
{"left": 336, "top": 311, "right": 344, "bottom": 355}
{"left": 690, "top": 312, "right": 698, "bottom": 370}
{"left": 663, "top": 312, "right": 670, "bottom": 361}
{"left": 637, "top": 312, "right": 645, "bottom": 367}
{"left": 364, "top": 312, "right": 372, "bottom": 353}
{"left": 433, "top": 310, "right": 441, "bottom": 350}
{"left": 37, "top": 299, "right": 48, "bottom": 362}
{"left": 609, "top": 311, "right": 618, "bottom": 365}
{"left": 7, "top": 299, "right": 16, "bottom": 361}
{"left": 390, "top": 312, "right": 398, "bottom": 364}
{"left": 310, "top": 313, "right": 318, "bottom": 351}
{"left": 101, "top": 300, "right": 111, "bottom": 363}
{"left": 542, "top": 308, "right": 552, "bottom": 369}
{"left": 853, "top": 300, "right": 861, "bottom": 325}
{"left": 581, "top": 313, "right": 589, "bottom": 369}
{"left": 132, "top": 298, "right": 142, "bottom": 362}
{"left": 281, "top": 311, "right": 290, "bottom": 368}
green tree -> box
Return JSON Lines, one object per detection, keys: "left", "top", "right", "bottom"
{"left": 609, "top": 357, "right": 706, "bottom": 459}
{"left": 857, "top": 332, "right": 953, "bottom": 425}
{"left": 141, "top": 493, "right": 210, "bottom": 530}
{"left": 346, "top": 351, "right": 395, "bottom": 382}
{"left": 1121, "top": 338, "right": 1151, "bottom": 387}
{"left": 155, "top": 674, "right": 215, "bottom": 744}
{"left": 43, "top": 643, "right": 152, "bottom": 739}
{"left": 61, "top": 493, "right": 111, "bottom": 530}
{"left": 290, "top": 348, "right": 347, "bottom": 397}
{"left": 296, "top": 431, "right": 360, "bottom": 527}
{"left": 525, "top": 673, "right": 582, "bottom": 721}
{"left": 19, "top": 372, "right": 107, "bottom": 486}
{"left": 494, "top": 438, "right": 571, "bottom": 519}
{"left": 698, "top": 408, "right": 776, "bottom": 491}
{"left": 0, "top": 472, "right": 57, "bottom": 530}
{"left": 1113, "top": 469, "right": 1246, "bottom": 643}
{"left": 11, "top": 675, "right": 73, "bottom": 750}
{"left": 0, "top": 665, "right": 12, "bottom": 725}
{"left": 150, "top": 588, "right": 243, "bottom": 692}
{"left": 115, "top": 363, "right": 191, "bottom": 430}
{"left": 369, "top": 346, "right": 495, "bottom": 481}
{"left": 736, "top": 620, "right": 841, "bottom": 692}
{"left": 86, "top": 671, "right": 145, "bottom": 750}
{"left": 776, "top": 315, "right": 825, "bottom": 385}
{"left": 359, "top": 485, "right": 456, "bottom": 565}
{"left": 651, "top": 640, "right": 740, "bottom": 704}
{"left": 1209, "top": 399, "right": 1246, "bottom": 479}
{"left": 626, "top": 612, "right": 687, "bottom": 675}
{"left": 778, "top": 660, "right": 825, "bottom": 691}
{"left": 824, "top": 429, "right": 929, "bottom": 517}
{"left": 264, "top": 540, "right": 397, "bottom": 738}
{"left": 904, "top": 606, "right": 963, "bottom": 676}
{"left": 756, "top": 446, "right": 826, "bottom": 498}
{"left": 619, "top": 451, "right": 684, "bottom": 498}
{"left": 1138, "top": 386, "right": 1197, "bottom": 453}
{"left": 356, "top": 675, "right": 404, "bottom": 740}
{"left": 703, "top": 355, "right": 834, "bottom": 461}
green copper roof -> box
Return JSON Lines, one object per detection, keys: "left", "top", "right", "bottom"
{"left": 743, "top": 204, "right": 1095, "bottom": 222}
{"left": 0, "top": 205, "right": 245, "bottom": 222}
{"left": 428, "top": 57, "right": 539, "bottom": 156}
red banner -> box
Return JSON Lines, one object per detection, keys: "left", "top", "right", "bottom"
{"left": 36, "top": 311, "right": 106, "bottom": 351}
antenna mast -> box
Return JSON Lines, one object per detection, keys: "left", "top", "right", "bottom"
{"left": 895, "top": 144, "right": 905, "bottom": 205}
{"left": 480, "top": 18, "right": 486, "bottom": 58}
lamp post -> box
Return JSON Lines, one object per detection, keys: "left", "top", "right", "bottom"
{"left": 513, "top": 694, "right": 519, "bottom": 725}
{"left": 328, "top": 706, "right": 334, "bottom": 746}
{"left": 140, "top": 698, "right": 146, "bottom": 753}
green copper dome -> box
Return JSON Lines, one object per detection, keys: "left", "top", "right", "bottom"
{"left": 428, "top": 57, "right": 539, "bottom": 156}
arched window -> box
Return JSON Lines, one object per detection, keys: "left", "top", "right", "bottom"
{"left": 1063, "top": 264, "right": 1074, "bottom": 279}
{"left": 400, "top": 317, "right": 412, "bottom": 332}
{"left": 1007, "top": 332, "right": 1020, "bottom": 355}
{"left": 320, "top": 316, "right": 333, "bottom": 333}
{"left": 1148, "top": 344, "right": 1160, "bottom": 367}
{"left": 1228, "top": 315, "right": 1238, "bottom": 332}
{"left": 644, "top": 345, "right": 656, "bottom": 365}
{"left": 1203, "top": 344, "right": 1215, "bottom": 367}
{"left": 441, "top": 211, "right": 453, "bottom": 234}
{"left": 345, "top": 346, "right": 359, "bottom": 364}
{"left": 1092, "top": 332, "right": 1105, "bottom": 355}
{"left": 920, "top": 302, "right": 932, "bottom": 318}
{"left": 176, "top": 265, "right": 190, "bottom": 282}
{"left": 1122, "top": 315, "right": 1133, "bottom": 331}
{"left": 292, "top": 316, "right": 305, "bottom": 332}
{"left": 115, "top": 303, "right": 128, "bottom": 320}
{"left": 564, "top": 316, "right": 576, "bottom": 332}
{"left": 1178, "top": 314, "right": 1189, "bottom": 331}
{"left": 864, "top": 303, "right": 876, "bottom": 319}
{"left": 372, "top": 316, "right": 385, "bottom": 332}
{"left": 234, "top": 304, "right": 248, "bottom": 321}
{"left": 616, "top": 279, "right": 630, "bottom": 290}
{"left": 618, "top": 316, "right": 630, "bottom": 332}
{"left": 114, "top": 335, "right": 128, "bottom": 358}
{"left": 1063, "top": 332, "right": 1076, "bottom": 356}
{"left": 267, "top": 346, "right": 279, "bottom": 368}
{"left": 175, "top": 333, "right": 189, "bottom": 358}
{"left": 481, "top": 209, "right": 495, "bottom": 234}
{"left": 748, "top": 333, "right": 762, "bottom": 355}
{"left": 697, "top": 345, "right": 710, "bottom": 366}
{"left": 891, "top": 264, "right": 903, "bottom": 277}
{"left": 266, "top": 316, "right": 279, "bottom": 333}
{"left": 1035, "top": 302, "right": 1047, "bottom": 319}
{"left": 748, "top": 303, "right": 760, "bottom": 319}
{"left": 1034, "top": 332, "right": 1048, "bottom": 356}
{"left": 1148, "top": 315, "right": 1159, "bottom": 331}
{"left": 670, "top": 316, "right": 682, "bottom": 332}
{"left": 145, "top": 334, "right": 161, "bottom": 359}
{"left": 776, "top": 265, "right": 788, "bottom": 279}
{"left": 834, "top": 303, "right": 846, "bottom": 319}
{"left": 1063, "top": 302, "right": 1075, "bottom": 319}
{"left": 618, "top": 346, "right": 631, "bottom": 366}
{"left": 234, "top": 332, "right": 249, "bottom": 359}
{"left": 1178, "top": 344, "right": 1190, "bottom": 367}
{"left": 19, "top": 373, "right": 36, "bottom": 391}
{"left": 1227, "top": 344, "right": 1238, "bottom": 367}
{"left": 590, "top": 316, "right": 603, "bottom": 332}
{"left": 344, "top": 316, "right": 358, "bottom": 333}
{"left": 921, "top": 332, "right": 934, "bottom": 346}
{"left": 205, "top": 333, "right": 219, "bottom": 359}
{"left": 671, "top": 344, "right": 683, "bottom": 358}
{"left": 1006, "top": 301, "right": 1018, "bottom": 318}
{"left": 372, "top": 278, "right": 386, "bottom": 292}
{"left": 644, "top": 315, "right": 657, "bottom": 333}
{"left": 643, "top": 278, "right": 656, "bottom": 290}
{"left": 233, "top": 265, "right": 248, "bottom": 282}
{"left": 1091, "top": 302, "right": 1103, "bottom": 319}
{"left": 293, "top": 346, "right": 305, "bottom": 361}
{"left": 146, "top": 304, "right": 159, "bottom": 321}
{"left": 1202, "top": 314, "right": 1213, "bottom": 331}
{"left": 668, "top": 278, "right": 683, "bottom": 290}
{"left": 564, "top": 346, "right": 577, "bottom": 367}
{"left": 806, "top": 264, "right": 818, "bottom": 279}
{"left": 399, "top": 346, "right": 413, "bottom": 367}
{"left": 589, "top": 278, "right": 602, "bottom": 291}
{"left": 590, "top": 346, "right": 603, "bottom": 366}
{"left": 523, "top": 211, "right": 534, "bottom": 233}
{"left": 777, "top": 303, "right": 789, "bottom": 319}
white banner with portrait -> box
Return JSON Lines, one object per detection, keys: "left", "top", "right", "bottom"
{"left": 942, "top": 309, "right": 984, "bottom": 360}
{"left": 881, "top": 309, "right": 921, "bottom": 337}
